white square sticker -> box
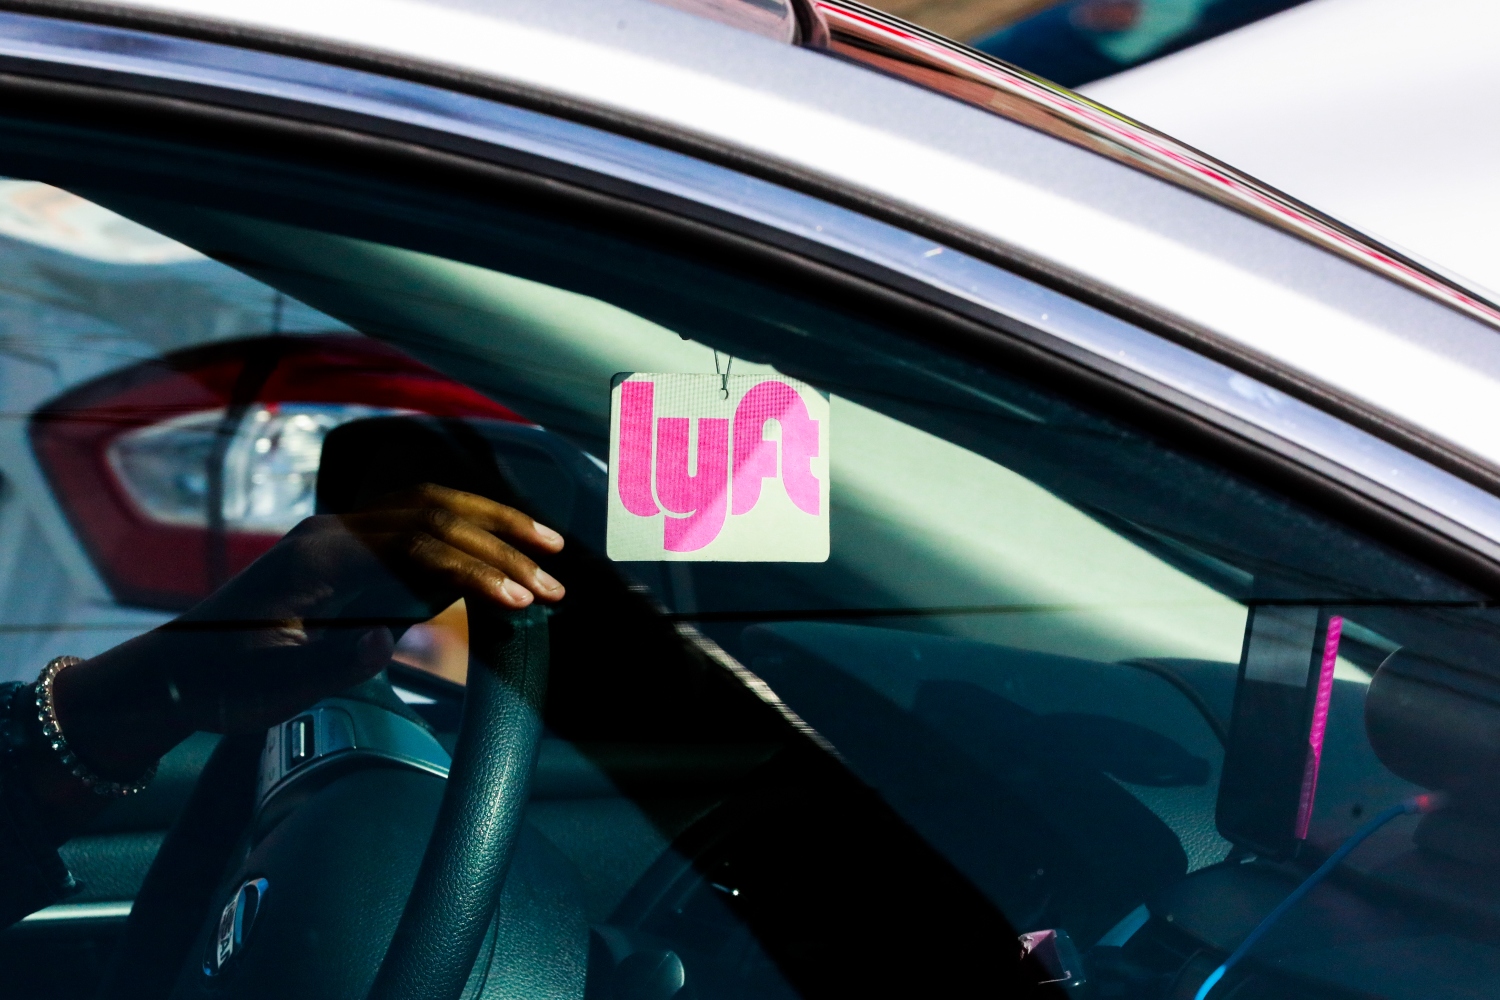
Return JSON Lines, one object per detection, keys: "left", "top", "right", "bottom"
{"left": 606, "top": 373, "right": 830, "bottom": 561}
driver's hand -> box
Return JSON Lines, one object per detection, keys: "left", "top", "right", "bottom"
{"left": 164, "top": 483, "right": 565, "bottom": 735}
{"left": 321, "top": 483, "right": 566, "bottom": 612}
{"left": 46, "top": 485, "right": 564, "bottom": 797}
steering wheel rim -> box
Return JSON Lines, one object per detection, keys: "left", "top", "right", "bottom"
{"left": 101, "top": 415, "right": 555, "bottom": 1000}
{"left": 96, "top": 601, "right": 548, "bottom": 1000}
{"left": 94, "top": 733, "right": 266, "bottom": 1000}
{"left": 366, "top": 601, "right": 549, "bottom": 1000}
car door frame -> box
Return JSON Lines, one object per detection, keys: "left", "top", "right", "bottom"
{"left": 0, "top": 14, "right": 1495, "bottom": 614}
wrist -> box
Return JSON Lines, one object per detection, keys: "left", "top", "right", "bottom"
{"left": 50, "top": 636, "right": 191, "bottom": 783}
{"left": 41, "top": 658, "right": 159, "bottom": 794}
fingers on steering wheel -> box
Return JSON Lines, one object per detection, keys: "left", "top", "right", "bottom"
{"left": 415, "top": 532, "right": 556, "bottom": 608}
{"left": 357, "top": 521, "right": 563, "bottom": 609}
{"left": 365, "top": 484, "right": 565, "bottom": 554}
{"left": 412, "top": 508, "right": 563, "bottom": 602}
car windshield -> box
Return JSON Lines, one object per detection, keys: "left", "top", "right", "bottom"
{"left": 3, "top": 119, "right": 1498, "bottom": 1000}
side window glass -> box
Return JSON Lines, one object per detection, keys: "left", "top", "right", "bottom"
{"left": 5, "top": 156, "right": 1496, "bottom": 1000}
{"left": 0, "top": 180, "right": 492, "bottom": 681}
{"left": 125, "top": 187, "right": 1485, "bottom": 998}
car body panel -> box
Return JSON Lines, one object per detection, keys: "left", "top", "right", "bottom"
{"left": 819, "top": 1, "right": 1500, "bottom": 335}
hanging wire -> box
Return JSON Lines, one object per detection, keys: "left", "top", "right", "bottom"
{"left": 713, "top": 350, "right": 733, "bottom": 399}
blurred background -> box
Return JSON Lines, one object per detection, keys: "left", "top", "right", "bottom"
{"left": 868, "top": 0, "right": 1309, "bottom": 87}
{"left": 870, "top": 0, "right": 1500, "bottom": 321}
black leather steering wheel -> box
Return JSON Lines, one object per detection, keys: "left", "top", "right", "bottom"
{"left": 367, "top": 602, "right": 549, "bottom": 1000}
{"left": 96, "top": 417, "right": 554, "bottom": 1000}
{"left": 95, "top": 602, "right": 548, "bottom": 1000}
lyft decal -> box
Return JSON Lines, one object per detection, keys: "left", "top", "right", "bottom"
{"left": 606, "top": 373, "right": 829, "bottom": 561}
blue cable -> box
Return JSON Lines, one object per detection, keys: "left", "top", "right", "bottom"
{"left": 1193, "top": 793, "right": 1443, "bottom": 1000}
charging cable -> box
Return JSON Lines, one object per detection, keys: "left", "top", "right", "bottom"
{"left": 1194, "top": 792, "right": 1444, "bottom": 1000}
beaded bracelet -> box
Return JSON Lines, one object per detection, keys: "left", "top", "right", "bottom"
{"left": 35, "top": 656, "right": 156, "bottom": 797}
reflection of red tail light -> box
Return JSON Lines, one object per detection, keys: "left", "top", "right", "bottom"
{"left": 31, "top": 335, "right": 522, "bottom": 609}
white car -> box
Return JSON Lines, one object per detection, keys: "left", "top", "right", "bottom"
{"left": 0, "top": 2, "right": 1496, "bottom": 1000}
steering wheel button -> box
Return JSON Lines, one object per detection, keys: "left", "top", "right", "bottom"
{"left": 286, "top": 716, "right": 314, "bottom": 769}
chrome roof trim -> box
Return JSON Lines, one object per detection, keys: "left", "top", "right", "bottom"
{"left": 2, "top": 11, "right": 1500, "bottom": 553}
{"left": 813, "top": 0, "right": 1500, "bottom": 334}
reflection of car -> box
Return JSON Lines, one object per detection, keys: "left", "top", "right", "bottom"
{"left": 2, "top": 2, "right": 1500, "bottom": 1000}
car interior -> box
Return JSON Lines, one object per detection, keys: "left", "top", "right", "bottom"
{"left": 0, "top": 92, "right": 1497, "bottom": 1000}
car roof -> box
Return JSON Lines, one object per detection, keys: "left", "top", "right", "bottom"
{"left": 23, "top": 0, "right": 1500, "bottom": 488}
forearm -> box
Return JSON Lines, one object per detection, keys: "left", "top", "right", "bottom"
{"left": 5, "top": 488, "right": 564, "bottom": 846}
{"left": 51, "top": 632, "right": 193, "bottom": 781}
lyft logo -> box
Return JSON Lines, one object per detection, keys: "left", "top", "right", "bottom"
{"left": 606, "top": 373, "right": 829, "bottom": 562}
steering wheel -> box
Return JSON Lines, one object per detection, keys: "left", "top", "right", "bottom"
{"left": 96, "top": 600, "right": 549, "bottom": 1000}
{"left": 90, "top": 416, "right": 573, "bottom": 1000}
